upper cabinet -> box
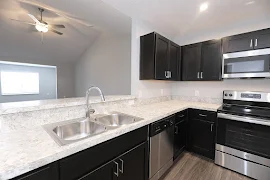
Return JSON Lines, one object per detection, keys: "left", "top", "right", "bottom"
{"left": 182, "top": 40, "right": 222, "bottom": 81}
{"left": 223, "top": 28, "right": 270, "bottom": 53}
{"left": 140, "top": 32, "right": 181, "bottom": 81}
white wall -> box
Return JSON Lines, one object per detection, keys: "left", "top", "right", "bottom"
{"left": 75, "top": 32, "right": 131, "bottom": 97}
{"left": 131, "top": 19, "right": 173, "bottom": 99}
{"left": 172, "top": 79, "right": 270, "bottom": 100}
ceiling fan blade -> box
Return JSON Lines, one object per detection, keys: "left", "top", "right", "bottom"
{"left": 50, "top": 24, "right": 65, "bottom": 28}
{"left": 28, "top": 14, "right": 40, "bottom": 24}
{"left": 10, "top": 19, "right": 35, "bottom": 26}
{"left": 50, "top": 28, "right": 63, "bottom": 35}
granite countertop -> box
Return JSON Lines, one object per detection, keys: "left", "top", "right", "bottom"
{"left": 0, "top": 100, "right": 220, "bottom": 179}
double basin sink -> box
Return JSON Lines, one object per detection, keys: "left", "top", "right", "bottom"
{"left": 43, "top": 112, "right": 143, "bottom": 146}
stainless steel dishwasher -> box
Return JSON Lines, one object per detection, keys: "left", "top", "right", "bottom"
{"left": 149, "top": 115, "right": 175, "bottom": 180}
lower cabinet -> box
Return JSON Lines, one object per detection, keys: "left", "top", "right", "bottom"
{"left": 173, "top": 110, "right": 188, "bottom": 160}
{"left": 80, "top": 142, "right": 148, "bottom": 180}
{"left": 187, "top": 109, "right": 216, "bottom": 159}
{"left": 117, "top": 142, "right": 148, "bottom": 180}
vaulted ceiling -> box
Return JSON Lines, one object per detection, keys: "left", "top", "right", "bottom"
{"left": 0, "top": 0, "right": 131, "bottom": 63}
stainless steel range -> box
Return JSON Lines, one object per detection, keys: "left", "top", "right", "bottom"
{"left": 215, "top": 90, "right": 270, "bottom": 180}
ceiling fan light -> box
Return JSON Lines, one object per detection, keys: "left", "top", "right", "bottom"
{"left": 35, "top": 24, "right": 48, "bottom": 33}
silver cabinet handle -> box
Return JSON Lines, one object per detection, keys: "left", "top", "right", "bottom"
{"left": 119, "top": 159, "right": 124, "bottom": 173}
{"left": 255, "top": 39, "right": 258, "bottom": 47}
{"left": 197, "top": 72, "right": 200, "bottom": 79}
{"left": 165, "top": 71, "right": 167, "bottom": 78}
{"left": 169, "top": 71, "right": 172, "bottom": 78}
{"left": 175, "top": 126, "right": 179, "bottom": 134}
{"left": 199, "top": 114, "right": 207, "bottom": 117}
{"left": 114, "top": 161, "right": 119, "bottom": 177}
{"left": 211, "top": 124, "right": 213, "bottom": 132}
{"left": 250, "top": 39, "right": 253, "bottom": 48}
{"left": 201, "top": 72, "right": 203, "bottom": 79}
{"left": 178, "top": 114, "right": 185, "bottom": 118}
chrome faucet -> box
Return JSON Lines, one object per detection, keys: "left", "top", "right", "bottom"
{"left": 86, "top": 86, "right": 105, "bottom": 118}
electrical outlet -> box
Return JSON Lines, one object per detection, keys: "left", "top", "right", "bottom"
{"left": 195, "top": 90, "right": 200, "bottom": 97}
{"left": 161, "top": 89, "right": 164, "bottom": 96}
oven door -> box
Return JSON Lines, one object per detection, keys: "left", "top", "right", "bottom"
{"left": 216, "top": 113, "right": 270, "bottom": 160}
{"left": 222, "top": 49, "right": 270, "bottom": 78}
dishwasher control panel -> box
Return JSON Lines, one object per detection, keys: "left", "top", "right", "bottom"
{"left": 150, "top": 115, "right": 175, "bottom": 137}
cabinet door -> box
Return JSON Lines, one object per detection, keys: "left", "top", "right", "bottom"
{"left": 79, "top": 162, "right": 116, "bottom": 180}
{"left": 169, "top": 42, "right": 181, "bottom": 80}
{"left": 13, "top": 162, "right": 58, "bottom": 180}
{"left": 155, "top": 34, "right": 170, "bottom": 80}
{"left": 222, "top": 33, "right": 254, "bottom": 53}
{"left": 188, "top": 118, "right": 215, "bottom": 159}
{"left": 182, "top": 43, "right": 201, "bottom": 81}
{"left": 118, "top": 142, "right": 148, "bottom": 180}
{"left": 201, "top": 40, "right": 222, "bottom": 81}
{"left": 174, "top": 119, "right": 187, "bottom": 159}
{"left": 254, "top": 29, "right": 270, "bottom": 49}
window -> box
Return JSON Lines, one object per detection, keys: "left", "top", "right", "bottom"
{"left": 1, "top": 71, "right": 39, "bottom": 95}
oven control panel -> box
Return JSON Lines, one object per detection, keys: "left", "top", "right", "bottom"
{"left": 223, "top": 90, "right": 270, "bottom": 103}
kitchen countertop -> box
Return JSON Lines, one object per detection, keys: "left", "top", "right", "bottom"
{"left": 0, "top": 100, "right": 220, "bottom": 179}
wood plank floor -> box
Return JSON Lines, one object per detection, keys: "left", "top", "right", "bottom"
{"left": 162, "top": 152, "right": 252, "bottom": 180}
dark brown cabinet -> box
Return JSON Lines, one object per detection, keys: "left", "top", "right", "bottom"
{"left": 182, "top": 40, "right": 222, "bottom": 81}
{"left": 117, "top": 143, "right": 148, "bottom": 180}
{"left": 82, "top": 142, "right": 148, "bottom": 180}
{"left": 187, "top": 109, "right": 216, "bottom": 160}
{"left": 254, "top": 28, "right": 270, "bottom": 49}
{"left": 140, "top": 32, "right": 181, "bottom": 81}
{"left": 201, "top": 40, "right": 222, "bottom": 80}
{"left": 155, "top": 34, "right": 170, "bottom": 80}
{"left": 173, "top": 110, "right": 188, "bottom": 160}
{"left": 223, "top": 28, "right": 270, "bottom": 53}
{"left": 182, "top": 43, "right": 201, "bottom": 81}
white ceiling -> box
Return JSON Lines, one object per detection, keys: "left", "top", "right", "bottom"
{"left": 0, "top": 0, "right": 131, "bottom": 63}
{"left": 102, "top": 0, "right": 270, "bottom": 43}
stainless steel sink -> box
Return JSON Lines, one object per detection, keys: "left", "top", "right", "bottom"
{"left": 94, "top": 112, "right": 143, "bottom": 127}
{"left": 43, "top": 118, "right": 107, "bottom": 146}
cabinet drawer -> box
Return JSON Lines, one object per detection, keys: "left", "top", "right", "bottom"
{"left": 189, "top": 109, "right": 216, "bottom": 122}
{"left": 175, "top": 110, "right": 188, "bottom": 124}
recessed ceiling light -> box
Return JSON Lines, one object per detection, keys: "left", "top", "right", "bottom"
{"left": 245, "top": 1, "right": 255, "bottom": 5}
{"left": 200, "top": 2, "right": 209, "bottom": 12}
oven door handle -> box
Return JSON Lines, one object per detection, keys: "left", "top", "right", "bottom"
{"left": 218, "top": 113, "right": 270, "bottom": 127}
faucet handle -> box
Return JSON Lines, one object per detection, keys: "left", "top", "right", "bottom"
{"left": 86, "top": 109, "right": 95, "bottom": 118}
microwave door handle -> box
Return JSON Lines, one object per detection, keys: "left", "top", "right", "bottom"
{"left": 218, "top": 113, "right": 270, "bottom": 127}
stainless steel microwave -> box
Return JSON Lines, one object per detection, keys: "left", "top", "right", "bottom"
{"left": 222, "top": 48, "right": 270, "bottom": 78}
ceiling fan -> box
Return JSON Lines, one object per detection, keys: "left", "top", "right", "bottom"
{"left": 11, "top": 8, "right": 65, "bottom": 35}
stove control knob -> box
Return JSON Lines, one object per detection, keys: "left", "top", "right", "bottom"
{"left": 229, "top": 94, "right": 233, "bottom": 97}
{"left": 224, "top": 94, "right": 228, "bottom": 97}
